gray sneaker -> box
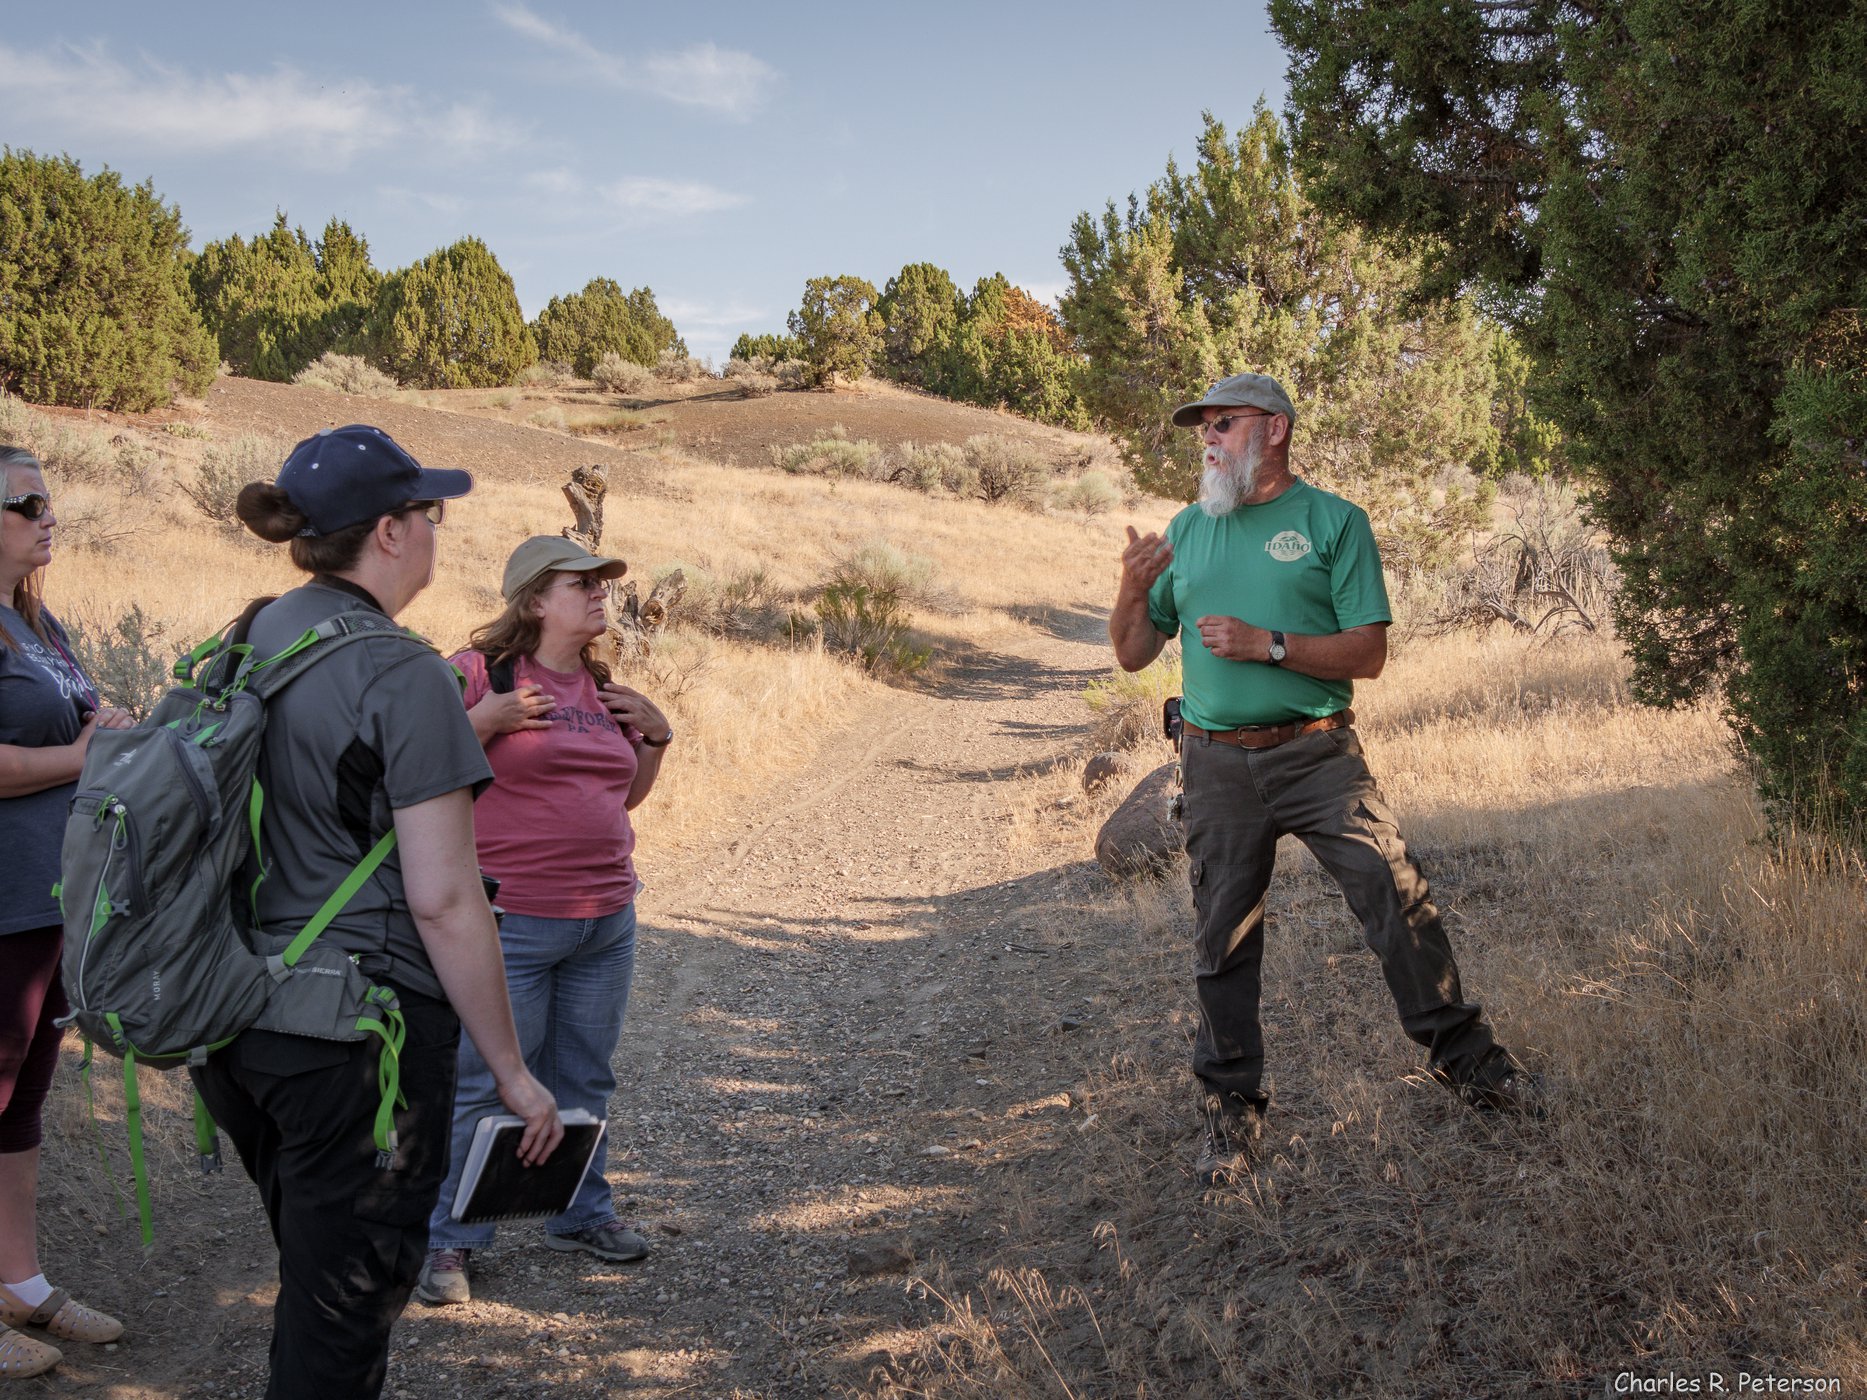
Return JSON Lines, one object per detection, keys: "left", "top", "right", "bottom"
{"left": 1193, "top": 1094, "right": 1263, "bottom": 1185}
{"left": 415, "top": 1247, "right": 471, "bottom": 1306}
{"left": 544, "top": 1222, "right": 650, "bottom": 1263}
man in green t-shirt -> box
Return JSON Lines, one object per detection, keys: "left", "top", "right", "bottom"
{"left": 1109, "top": 371, "right": 1539, "bottom": 1185}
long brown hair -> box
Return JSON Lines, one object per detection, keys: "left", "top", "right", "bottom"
{"left": 468, "top": 569, "right": 613, "bottom": 686}
{"left": 0, "top": 446, "right": 51, "bottom": 649}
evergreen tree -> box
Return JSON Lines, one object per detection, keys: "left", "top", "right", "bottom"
{"left": 532, "top": 278, "right": 682, "bottom": 375}
{"left": 729, "top": 332, "right": 803, "bottom": 363}
{"left": 191, "top": 215, "right": 382, "bottom": 381}
{"left": 1059, "top": 110, "right": 1500, "bottom": 571}
{"left": 923, "top": 276, "right": 1089, "bottom": 430}
{"left": 312, "top": 219, "right": 381, "bottom": 354}
{"left": 365, "top": 237, "right": 537, "bottom": 389}
{"left": 788, "top": 276, "right": 882, "bottom": 388}
{"left": 0, "top": 149, "right": 217, "bottom": 410}
{"left": 1272, "top": 0, "right": 1867, "bottom": 822}
{"left": 874, "top": 263, "right": 962, "bottom": 384}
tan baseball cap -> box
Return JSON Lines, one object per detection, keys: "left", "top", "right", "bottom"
{"left": 1170, "top": 372, "right": 1298, "bottom": 430}
{"left": 501, "top": 535, "right": 628, "bottom": 601}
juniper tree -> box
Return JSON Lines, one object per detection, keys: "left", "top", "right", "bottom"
{"left": 1272, "top": 0, "right": 1867, "bottom": 821}
{"left": 0, "top": 149, "right": 216, "bottom": 410}
{"left": 366, "top": 237, "right": 536, "bottom": 389}
{"left": 532, "top": 279, "right": 682, "bottom": 376}
{"left": 788, "top": 276, "right": 882, "bottom": 388}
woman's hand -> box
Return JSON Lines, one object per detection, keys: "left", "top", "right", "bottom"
{"left": 598, "top": 683, "right": 670, "bottom": 744}
{"left": 469, "top": 682, "right": 555, "bottom": 739}
{"left": 89, "top": 707, "right": 136, "bottom": 731}
{"left": 495, "top": 1067, "right": 565, "bottom": 1166}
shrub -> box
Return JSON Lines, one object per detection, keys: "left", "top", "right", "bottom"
{"left": 723, "top": 358, "right": 778, "bottom": 397}
{"left": 828, "top": 541, "right": 953, "bottom": 613}
{"left": 527, "top": 405, "right": 569, "bottom": 432}
{"left": 517, "top": 359, "right": 576, "bottom": 389}
{"left": 0, "top": 150, "right": 217, "bottom": 410}
{"left": 965, "top": 434, "right": 1048, "bottom": 507}
{"left": 162, "top": 422, "right": 212, "bottom": 439}
{"left": 1052, "top": 469, "right": 1119, "bottom": 516}
{"left": 653, "top": 348, "right": 709, "bottom": 383}
{"left": 183, "top": 434, "right": 285, "bottom": 526}
{"left": 1083, "top": 649, "right": 1183, "bottom": 751}
{"left": 293, "top": 351, "right": 398, "bottom": 396}
{"left": 815, "top": 580, "right": 928, "bottom": 675}
{"left": 65, "top": 604, "right": 174, "bottom": 720}
{"left": 364, "top": 236, "right": 536, "bottom": 389}
{"left": 592, "top": 353, "right": 656, "bottom": 395}
{"left": 770, "top": 428, "right": 885, "bottom": 478}
{"left": 681, "top": 564, "right": 795, "bottom": 641}
{"left": 895, "top": 440, "right": 972, "bottom": 495}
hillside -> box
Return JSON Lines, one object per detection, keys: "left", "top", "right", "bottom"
{"left": 14, "top": 377, "right": 1865, "bottom": 1399}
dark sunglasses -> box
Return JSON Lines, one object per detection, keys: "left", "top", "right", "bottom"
{"left": 1201, "top": 412, "right": 1268, "bottom": 435}
{"left": 3, "top": 492, "right": 52, "bottom": 521}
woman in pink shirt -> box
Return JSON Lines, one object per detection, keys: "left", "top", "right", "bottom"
{"left": 418, "top": 537, "right": 671, "bottom": 1306}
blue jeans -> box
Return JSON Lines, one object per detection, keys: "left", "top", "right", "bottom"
{"left": 428, "top": 905, "right": 637, "bottom": 1249}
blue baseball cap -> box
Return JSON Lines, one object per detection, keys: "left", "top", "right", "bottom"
{"left": 276, "top": 424, "right": 474, "bottom": 537}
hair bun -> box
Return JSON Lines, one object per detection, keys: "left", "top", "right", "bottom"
{"left": 235, "top": 482, "right": 308, "bottom": 543}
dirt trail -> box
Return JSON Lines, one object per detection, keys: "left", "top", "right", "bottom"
{"left": 45, "top": 606, "right": 1122, "bottom": 1399}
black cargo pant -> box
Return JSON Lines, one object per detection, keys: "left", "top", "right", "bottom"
{"left": 191, "top": 991, "right": 459, "bottom": 1400}
{"left": 1181, "top": 724, "right": 1502, "bottom": 1111}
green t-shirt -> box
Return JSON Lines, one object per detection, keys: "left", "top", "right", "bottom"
{"left": 1146, "top": 479, "right": 1391, "bottom": 729}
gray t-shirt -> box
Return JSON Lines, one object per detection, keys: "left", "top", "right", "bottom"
{"left": 242, "top": 581, "right": 492, "bottom": 1000}
{"left": 0, "top": 605, "right": 99, "bottom": 935}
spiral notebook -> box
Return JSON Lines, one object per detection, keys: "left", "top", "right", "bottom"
{"left": 448, "top": 1109, "right": 607, "bottom": 1225}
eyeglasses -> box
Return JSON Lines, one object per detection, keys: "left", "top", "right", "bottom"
{"left": 1201, "top": 413, "right": 1268, "bottom": 435}
{"left": 3, "top": 492, "right": 52, "bottom": 521}
{"left": 401, "top": 500, "right": 445, "bottom": 526}
{"left": 559, "top": 574, "right": 611, "bottom": 596}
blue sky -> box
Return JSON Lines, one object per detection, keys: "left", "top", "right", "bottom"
{"left": 2, "top": 2, "right": 1289, "bottom": 362}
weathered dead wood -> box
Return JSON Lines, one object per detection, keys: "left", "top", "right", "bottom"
{"left": 560, "top": 464, "right": 609, "bottom": 553}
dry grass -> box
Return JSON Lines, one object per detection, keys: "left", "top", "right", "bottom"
{"left": 889, "top": 628, "right": 1867, "bottom": 1398}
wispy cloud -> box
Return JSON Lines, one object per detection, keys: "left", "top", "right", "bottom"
{"left": 521, "top": 169, "right": 748, "bottom": 221}
{"left": 0, "top": 40, "right": 520, "bottom": 169}
{"left": 490, "top": 3, "right": 777, "bottom": 118}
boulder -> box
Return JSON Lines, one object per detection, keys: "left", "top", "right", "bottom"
{"left": 1082, "top": 750, "right": 1136, "bottom": 795}
{"left": 1095, "top": 762, "right": 1183, "bottom": 879}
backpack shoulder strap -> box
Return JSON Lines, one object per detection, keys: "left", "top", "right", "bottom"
{"left": 246, "top": 612, "right": 432, "bottom": 701}
{"left": 484, "top": 650, "right": 516, "bottom": 695}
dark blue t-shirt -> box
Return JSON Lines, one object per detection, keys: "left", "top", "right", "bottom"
{"left": 0, "top": 604, "right": 99, "bottom": 935}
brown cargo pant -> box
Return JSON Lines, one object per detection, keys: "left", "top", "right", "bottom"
{"left": 1181, "top": 724, "right": 1503, "bottom": 1111}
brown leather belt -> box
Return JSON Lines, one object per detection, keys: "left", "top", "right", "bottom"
{"left": 1183, "top": 709, "right": 1354, "bottom": 751}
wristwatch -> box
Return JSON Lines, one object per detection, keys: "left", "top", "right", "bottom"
{"left": 1267, "top": 631, "right": 1287, "bottom": 666}
{"left": 640, "top": 726, "right": 673, "bottom": 748}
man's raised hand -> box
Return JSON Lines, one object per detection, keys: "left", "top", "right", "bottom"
{"left": 1121, "top": 525, "right": 1174, "bottom": 594}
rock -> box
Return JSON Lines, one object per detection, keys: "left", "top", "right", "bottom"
{"left": 847, "top": 1242, "right": 915, "bottom": 1278}
{"left": 1094, "top": 762, "right": 1183, "bottom": 878}
{"left": 1082, "top": 750, "right": 1136, "bottom": 795}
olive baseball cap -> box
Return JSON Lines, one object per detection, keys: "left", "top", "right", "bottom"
{"left": 276, "top": 424, "right": 473, "bottom": 536}
{"left": 1170, "top": 372, "right": 1298, "bottom": 430}
{"left": 501, "top": 535, "right": 628, "bottom": 601}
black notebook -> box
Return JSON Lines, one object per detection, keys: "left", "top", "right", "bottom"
{"left": 448, "top": 1109, "right": 607, "bottom": 1225}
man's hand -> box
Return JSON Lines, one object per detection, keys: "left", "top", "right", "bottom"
{"left": 471, "top": 682, "right": 555, "bottom": 736}
{"left": 1195, "top": 615, "right": 1266, "bottom": 662}
{"left": 496, "top": 1068, "right": 564, "bottom": 1166}
{"left": 1120, "top": 526, "right": 1174, "bottom": 597}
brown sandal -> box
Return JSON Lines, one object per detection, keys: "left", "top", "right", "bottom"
{"left": 0, "top": 1324, "right": 61, "bottom": 1378}
{"left": 0, "top": 1284, "right": 123, "bottom": 1345}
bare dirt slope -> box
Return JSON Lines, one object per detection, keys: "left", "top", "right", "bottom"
{"left": 37, "top": 599, "right": 1130, "bottom": 1399}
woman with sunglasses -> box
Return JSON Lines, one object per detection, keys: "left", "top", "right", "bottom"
{"left": 417, "top": 536, "right": 670, "bottom": 1306}
{"left": 191, "top": 427, "right": 561, "bottom": 1400}
{"left": 0, "top": 446, "right": 133, "bottom": 1379}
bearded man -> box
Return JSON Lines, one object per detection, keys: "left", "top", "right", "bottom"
{"left": 1108, "top": 372, "right": 1539, "bottom": 1184}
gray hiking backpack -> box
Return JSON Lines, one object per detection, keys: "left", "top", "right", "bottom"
{"left": 57, "top": 604, "right": 424, "bottom": 1244}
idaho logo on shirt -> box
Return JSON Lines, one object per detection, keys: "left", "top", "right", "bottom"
{"left": 1264, "top": 530, "right": 1313, "bottom": 563}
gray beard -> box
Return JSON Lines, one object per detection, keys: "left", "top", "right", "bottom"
{"left": 1198, "top": 439, "right": 1262, "bottom": 517}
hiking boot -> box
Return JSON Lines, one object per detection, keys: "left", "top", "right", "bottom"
{"left": 544, "top": 1222, "right": 650, "bottom": 1263}
{"left": 1193, "top": 1094, "right": 1263, "bottom": 1185}
{"left": 415, "top": 1248, "right": 471, "bottom": 1306}
{"left": 1438, "top": 1056, "right": 1548, "bottom": 1120}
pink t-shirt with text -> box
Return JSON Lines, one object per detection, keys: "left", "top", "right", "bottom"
{"left": 453, "top": 650, "right": 639, "bottom": 919}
